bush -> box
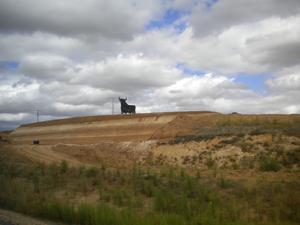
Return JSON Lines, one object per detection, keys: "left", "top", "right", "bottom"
{"left": 259, "top": 156, "right": 281, "bottom": 172}
{"left": 219, "top": 137, "right": 240, "bottom": 144}
{"left": 205, "top": 157, "right": 215, "bottom": 169}
{"left": 249, "top": 129, "right": 265, "bottom": 136}
{"left": 85, "top": 166, "right": 99, "bottom": 177}
{"left": 60, "top": 160, "right": 69, "bottom": 174}
{"left": 232, "top": 162, "right": 240, "bottom": 170}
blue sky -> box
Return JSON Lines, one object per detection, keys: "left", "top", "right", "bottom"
{"left": 234, "top": 73, "right": 268, "bottom": 92}
{"left": 205, "top": 0, "right": 218, "bottom": 9}
{"left": 1, "top": 61, "right": 20, "bottom": 69}
{"left": 147, "top": 9, "right": 182, "bottom": 29}
{"left": 0, "top": 0, "right": 300, "bottom": 131}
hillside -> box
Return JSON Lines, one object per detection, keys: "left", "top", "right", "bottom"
{"left": 1, "top": 111, "right": 300, "bottom": 225}
{"left": 1, "top": 111, "right": 300, "bottom": 176}
{"left": 7, "top": 111, "right": 218, "bottom": 144}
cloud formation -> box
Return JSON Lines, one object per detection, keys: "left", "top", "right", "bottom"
{"left": 1, "top": 0, "right": 300, "bottom": 131}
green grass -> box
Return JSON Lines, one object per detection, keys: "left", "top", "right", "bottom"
{"left": 0, "top": 159, "right": 300, "bottom": 225}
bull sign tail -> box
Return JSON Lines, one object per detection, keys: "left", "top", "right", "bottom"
{"left": 118, "top": 97, "right": 136, "bottom": 114}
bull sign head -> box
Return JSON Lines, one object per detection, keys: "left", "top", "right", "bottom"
{"left": 118, "top": 97, "right": 135, "bottom": 114}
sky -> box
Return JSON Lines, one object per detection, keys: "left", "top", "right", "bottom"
{"left": 1, "top": 0, "right": 300, "bottom": 131}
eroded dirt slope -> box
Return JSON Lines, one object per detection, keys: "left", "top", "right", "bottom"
{"left": 1, "top": 111, "right": 218, "bottom": 167}
{"left": 8, "top": 111, "right": 218, "bottom": 144}
{"left": 1, "top": 112, "right": 300, "bottom": 182}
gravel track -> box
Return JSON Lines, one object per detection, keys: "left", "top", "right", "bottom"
{"left": 0, "top": 209, "right": 63, "bottom": 225}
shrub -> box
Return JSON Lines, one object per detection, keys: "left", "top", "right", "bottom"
{"left": 35, "top": 161, "right": 46, "bottom": 175}
{"left": 205, "top": 157, "right": 215, "bottom": 169}
{"left": 259, "top": 155, "right": 281, "bottom": 172}
{"left": 112, "top": 188, "right": 127, "bottom": 207}
{"left": 249, "top": 129, "right": 265, "bottom": 136}
{"left": 232, "top": 162, "right": 240, "bottom": 170}
{"left": 143, "top": 181, "right": 155, "bottom": 197}
{"left": 60, "top": 160, "right": 69, "bottom": 174}
{"left": 281, "top": 148, "right": 300, "bottom": 168}
{"left": 76, "top": 203, "right": 95, "bottom": 225}
{"left": 219, "top": 137, "right": 240, "bottom": 145}
{"left": 220, "top": 173, "right": 227, "bottom": 188}
{"left": 154, "top": 188, "right": 175, "bottom": 213}
{"left": 85, "top": 166, "right": 99, "bottom": 177}
{"left": 286, "top": 148, "right": 300, "bottom": 164}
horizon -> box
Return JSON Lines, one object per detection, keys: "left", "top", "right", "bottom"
{"left": 2, "top": 110, "right": 299, "bottom": 132}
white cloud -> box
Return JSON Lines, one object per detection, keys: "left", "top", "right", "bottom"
{"left": 0, "top": 0, "right": 162, "bottom": 40}
{"left": 0, "top": 113, "right": 31, "bottom": 122}
{"left": 170, "top": 15, "right": 300, "bottom": 74}
{"left": 242, "top": 16, "right": 300, "bottom": 69}
{"left": 1, "top": 0, "right": 300, "bottom": 130}
{"left": 190, "top": 0, "right": 300, "bottom": 37}
{"left": 151, "top": 74, "right": 257, "bottom": 112}
{"left": 68, "top": 54, "right": 182, "bottom": 94}
{"left": 266, "top": 74, "right": 300, "bottom": 91}
{"left": 20, "top": 54, "right": 71, "bottom": 80}
{"left": 126, "top": 15, "right": 300, "bottom": 75}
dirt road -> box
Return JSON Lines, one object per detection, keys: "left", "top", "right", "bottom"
{"left": 0, "top": 209, "right": 63, "bottom": 225}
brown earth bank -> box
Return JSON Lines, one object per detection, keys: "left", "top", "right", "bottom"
{"left": 6, "top": 111, "right": 218, "bottom": 144}
{"left": 1, "top": 111, "right": 300, "bottom": 180}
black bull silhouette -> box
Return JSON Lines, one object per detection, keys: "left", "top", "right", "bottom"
{"left": 118, "top": 97, "right": 136, "bottom": 114}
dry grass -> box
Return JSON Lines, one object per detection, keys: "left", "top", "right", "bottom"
{"left": 214, "top": 114, "right": 300, "bottom": 130}
{"left": 0, "top": 158, "right": 300, "bottom": 225}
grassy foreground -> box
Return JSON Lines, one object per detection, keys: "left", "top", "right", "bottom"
{"left": 0, "top": 158, "right": 299, "bottom": 225}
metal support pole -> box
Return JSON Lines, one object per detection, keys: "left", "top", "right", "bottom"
{"left": 110, "top": 98, "right": 116, "bottom": 115}
{"left": 35, "top": 110, "right": 40, "bottom": 122}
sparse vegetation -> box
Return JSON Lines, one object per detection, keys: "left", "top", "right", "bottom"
{"left": 231, "top": 162, "right": 240, "bottom": 170}
{"left": 168, "top": 114, "right": 300, "bottom": 145}
{"left": 205, "top": 157, "right": 215, "bottom": 169}
{"left": 214, "top": 114, "right": 300, "bottom": 129}
{"left": 249, "top": 129, "right": 265, "bottom": 136}
{"left": 219, "top": 137, "right": 240, "bottom": 144}
{"left": 169, "top": 134, "right": 216, "bottom": 145}
{"left": 258, "top": 155, "right": 281, "bottom": 172}
{"left": 280, "top": 148, "right": 300, "bottom": 169}
{"left": 2, "top": 113, "right": 300, "bottom": 224}
{"left": 1, "top": 158, "right": 299, "bottom": 225}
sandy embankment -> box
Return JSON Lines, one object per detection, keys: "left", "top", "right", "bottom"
{"left": 2, "top": 112, "right": 218, "bottom": 167}
{"left": 8, "top": 112, "right": 217, "bottom": 145}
